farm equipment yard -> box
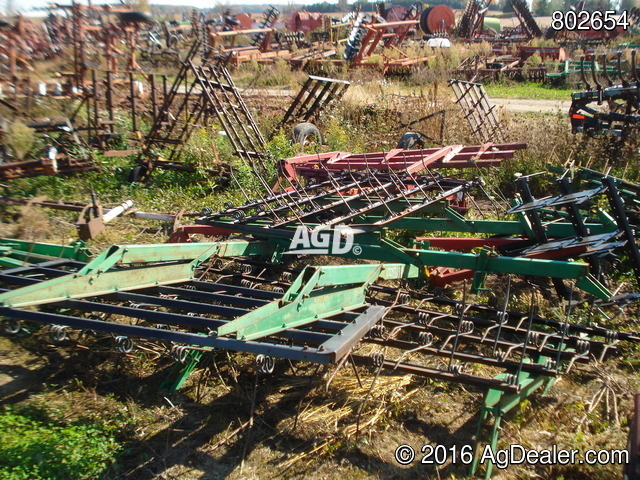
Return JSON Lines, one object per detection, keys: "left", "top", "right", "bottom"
{"left": 0, "top": 1, "right": 640, "bottom": 479}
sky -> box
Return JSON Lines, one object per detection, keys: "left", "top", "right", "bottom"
{"left": 9, "top": 0, "right": 328, "bottom": 14}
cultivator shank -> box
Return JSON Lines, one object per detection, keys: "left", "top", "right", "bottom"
{"left": 570, "top": 52, "right": 640, "bottom": 139}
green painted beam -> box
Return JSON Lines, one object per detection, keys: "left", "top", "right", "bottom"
{"left": 231, "top": 286, "right": 367, "bottom": 341}
{"left": 356, "top": 216, "right": 616, "bottom": 236}
{"left": 0, "top": 240, "right": 273, "bottom": 308}
{"left": 262, "top": 232, "right": 610, "bottom": 299}
{"left": 0, "top": 238, "right": 91, "bottom": 263}
{"left": 217, "top": 263, "right": 410, "bottom": 341}
{"left": 77, "top": 240, "right": 269, "bottom": 274}
{"left": 0, "top": 263, "right": 198, "bottom": 307}
{"left": 0, "top": 256, "right": 29, "bottom": 268}
{"left": 472, "top": 356, "right": 554, "bottom": 478}
{"left": 295, "top": 232, "right": 609, "bottom": 298}
{"left": 405, "top": 248, "right": 610, "bottom": 299}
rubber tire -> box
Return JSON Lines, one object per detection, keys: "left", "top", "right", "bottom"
{"left": 396, "top": 132, "right": 424, "bottom": 150}
{"left": 128, "top": 164, "right": 148, "bottom": 183}
{"left": 118, "top": 11, "right": 154, "bottom": 24}
{"left": 291, "top": 122, "right": 322, "bottom": 146}
{"left": 419, "top": 7, "right": 434, "bottom": 35}
{"left": 167, "top": 35, "right": 179, "bottom": 49}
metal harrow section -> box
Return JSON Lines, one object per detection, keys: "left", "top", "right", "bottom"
{"left": 457, "top": 0, "right": 541, "bottom": 42}
{"left": 1, "top": 254, "right": 631, "bottom": 405}
{"left": 457, "top": 0, "right": 489, "bottom": 40}
{"left": 134, "top": 41, "right": 265, "bottom": 179}
{"left": 569, "top": 52, "right": 640, "bottom": 139}
{"left": 249, "top": 6, "right": 280, "bottom": 48}
{"left": 133, "top": 46, "right": 350, "bottom": 184}
{"left": 204, "top": 173, "right": 475, "bottom": 230}
{"left": 2, "top": 164, "right": 640, "bottom": 473}
{"left": 341, "top": 9, "right": 432, "bottom": 73}
{"left": 206, "top": 259, "right": 636, "bottom": 477}
{"left": 0, "top": 259, "right": 389, "bottom": 370}
{"left": 279, "top": 142, "right": 525, "bottom": 183}
{"left": 507, "top": 172, "right": 640, "bottom": 279}
{"left": 449, "top": 80, "right": 505, "bottom": 144}
{"left": 398, "top": 167, "right": 640, "bottom": 298}
{"left": 0, "top": 251, "right": 631, "bottom": 395}
{"left": 0, "top": 249, "right": 426, "bottom": 396}
{"left": 194, "top": 165, "right": 626, "bottom": 300}
{"left": 200, "top": 142, "right": 525, "bottom": 237}
{"left": 278, "top": 75, "right": 350, "bottom": 128}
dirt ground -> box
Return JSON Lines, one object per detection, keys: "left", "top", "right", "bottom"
{"left": 1, "top": 328, "right": 637, "bottom": 480}
{"left": 492, "top": 98, "right": 571, "bottom": 114}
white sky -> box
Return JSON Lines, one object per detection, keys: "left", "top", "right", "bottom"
{"left": 10, "top": 0, "right": 327, "bottom": 14}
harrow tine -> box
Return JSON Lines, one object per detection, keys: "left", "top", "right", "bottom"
{"left": 563, "top": 339, "right": 591, "bottom": 373}
{"left": 400, "top": 151, "right": 440, "bottom": 203}
{"left": 325, "top": 350, "right": 352, "bottom": 391}
{"left": 447, "top": 281, "right": 468, "bottom": 371}
{"left": 490, "top": 275, "right": 510, "bottom": 357}
{"left": 616, "top": 52, "right": 627, "bottom": 87}
{"left": 515, "top": 290, "right": 537, "bottom": 380}
{"left": 555, "top": 286, "right": 574, "bottom": 373}
{"left": 292, "top": 363, "right": 323, "bottom": 431}
{"left": 355, "top": 351, "right": 385, "bottom": 443}
{"left": 590, "top": 55, "right": 602, "bottom": 93}
{"left": 580, "top": 55, "right": 591, "bottom": 91}
{"left": 392, "top": 331, "right": 435, "bottom": 369}
{"left": 601, "top": 54, "right": 613, "bottom": 87}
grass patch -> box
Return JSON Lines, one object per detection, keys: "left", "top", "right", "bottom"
{"left": 484, "top": 82, "right": 574, "bottom": 100}
{"left": 0, "top": 406, "right": 121, "bottom": 480}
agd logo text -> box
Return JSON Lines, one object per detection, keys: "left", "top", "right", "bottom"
{"left": 284, "top": 225, "right": 361, "bottom": 255}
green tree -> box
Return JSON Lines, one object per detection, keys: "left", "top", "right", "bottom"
{"left": 535, "top": 0, "right": 554, "bottom": 15}
{"left": 619, "top": 0, "right": 637, "bottom": 13}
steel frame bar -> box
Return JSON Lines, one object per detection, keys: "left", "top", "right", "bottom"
{"left": 191, "top": 217, "right": 611, "bottom": 298}
{"left": 0, "top": 260, "right": 386, "bottom": 364}
{"left": 0, "top": 238, "right": 90, "bottom": 264}
{"left": 0, "top": 240, "right": 273, "bottom": 308}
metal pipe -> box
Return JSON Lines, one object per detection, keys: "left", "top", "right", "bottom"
{"left": 102, "top": 200, "right": 134, "bottom": 223}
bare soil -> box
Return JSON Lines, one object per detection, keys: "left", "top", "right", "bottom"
{"left": 1, "top": 331, "right": 637, "bottom": 480}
